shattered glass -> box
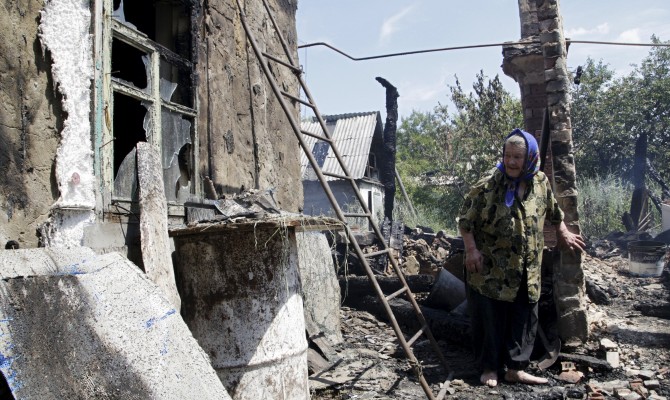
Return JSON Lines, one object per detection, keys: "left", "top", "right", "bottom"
{"left": 111, "top": 0, "right": 138, "bottom": 30}
{"left": 159, "top": 78, "right": 178, "bottom": 103}
{"left": 113, "top": 147, "right": 137, "bottom": 200}
{"left": 161, "top": 109, "right": 192, "bottom": 202}
{"left": 113, "top": 100, "right": 150, "bottom": 199}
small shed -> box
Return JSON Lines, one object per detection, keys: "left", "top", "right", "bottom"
{"left": 300, "top": 112, "right": 385, "bottom": 230}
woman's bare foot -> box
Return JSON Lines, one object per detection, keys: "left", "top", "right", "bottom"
{"left": 480, "top": 370, "right": 498, "bottom": 387}
{"left": 504, "top": 369, "right": 548, "bottom": 385}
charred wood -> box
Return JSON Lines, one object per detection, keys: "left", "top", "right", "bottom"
{"left": 339, "top": 275, "right": 435, "bottom": 299}
{"left": 558, "top": 352, "right": 613, "bottom": 372}
{"left": 630, "top": 132, "right": 649, "bottom": 230}
{"left": 647, "top": 158, "right": 670, "bottom": 199}
{"left": 634, "top": 302, "right": 670, "bottom": 320}
{"left": 344, "top": 295, "right": 470, "bottom": 344}
{"left": 585, "top": 278, "right": 611, "bottom": 305}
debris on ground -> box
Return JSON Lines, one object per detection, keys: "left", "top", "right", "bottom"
{"left": 311, "top": 227, "right": 670, "bottom": 399}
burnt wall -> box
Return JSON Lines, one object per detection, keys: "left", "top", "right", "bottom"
{"left": 0, "top": 1, "right": 61, "bottom": 248}
{"left": 196, "top": 0, "right": 303, "bottom": 212}
{"left": 0, "top": 0, "right": 304, "bottom": 249}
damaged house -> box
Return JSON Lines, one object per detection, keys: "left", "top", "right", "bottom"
{"left": 1, "top": 0, "right": 303, "bottom": 252}
{"left": 301, "top": 111, "right": 387, "bottom": 229}
{"left": 0, "top": 0, "right": 595, "bottom": 398}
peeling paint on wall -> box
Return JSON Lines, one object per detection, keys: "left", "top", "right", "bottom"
{"left": 38, "top": 0, "right": 96, "bottom": 247}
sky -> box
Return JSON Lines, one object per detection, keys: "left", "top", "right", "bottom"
{"left": 296, "top": 1, "right": 670, "bottom": 120}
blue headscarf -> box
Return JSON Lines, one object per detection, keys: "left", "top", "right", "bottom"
{"left": 496, "top": 128, "right": 540, "bottom": 207}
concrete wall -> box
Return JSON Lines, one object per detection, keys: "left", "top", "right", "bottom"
{"left": 0, "top": 0, "right": 62, "bottom": 249}
{"left": 172, "top": 223, "right": 309, "bottom": 400}
{"left": 297, "top": 231, "right": 343, "bottom": 346}
{"left": 0, "top": 247, "right": 230, "bottom": 399}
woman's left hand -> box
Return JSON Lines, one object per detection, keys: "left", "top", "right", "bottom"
{"left": 556, "top": 222, "right": 586, "bottom": 254}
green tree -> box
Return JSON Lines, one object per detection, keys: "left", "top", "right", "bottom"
{"left": 571, "top": 36, "right": 670, "bottom": 182}
{"left": 396, "top": 71, "right": 523, "bottom": 231}
{"left": 625, "top": 36, "right": 670, "bottom": 182}
{"left": 436, "top": 71, "right": 524, "bottom": 195}
{"left": 396, "top": 111, "right": 447, "bottom": 178}
{"left": 570, "top": 58, "right": 621, "bottom": 177}
{"left": 396, "top": 111, "right": 451, "bottom": 230}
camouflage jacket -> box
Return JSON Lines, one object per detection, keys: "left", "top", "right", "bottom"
{"left": 457, "top": 168, "right": 563, "bottom": 303}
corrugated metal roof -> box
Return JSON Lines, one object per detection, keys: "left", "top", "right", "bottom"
{"left": 300, "top": 112, "right": 382, "bottom": 181}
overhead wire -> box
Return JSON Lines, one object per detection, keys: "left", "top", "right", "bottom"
{"left": 297, "top": 39, "right": 670, "bottom": 62}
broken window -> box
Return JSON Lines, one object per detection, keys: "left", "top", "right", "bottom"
{"left": 366, "top": 153, "right": 379, "bottom": 180}
{"left": 106, "top": 0, "right": 197, "bottom": 205}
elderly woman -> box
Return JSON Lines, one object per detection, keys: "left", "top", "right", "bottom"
{"left": 458, "top": 128, "right": 584, "bottom": 387}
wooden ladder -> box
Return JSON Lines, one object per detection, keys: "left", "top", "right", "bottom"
{"left": 235, "top": 1, "right": 453, "bottom": 398}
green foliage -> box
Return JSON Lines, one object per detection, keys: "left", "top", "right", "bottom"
{"left": 571, "top": 36, "right": 670, "bottom": 182}
{"left": 436, "top": 72, "right": 524, "bottom": 193}
{"left": 396, "top": 111, "right": 447, "bottom": 177}
{"left": 392, "top": 198, "right": 445, "bottom": 233}
{"left": 577, "top": 174, "right": 630, "bottom": 239}
{"left": 396, "top": 71, "right": 523, "bottom": 231}
{"left": 570, "top": 59, "right": 620, "bottom": 176}
{"left": 395, "top": 39, "right": 670, "bottom": 238}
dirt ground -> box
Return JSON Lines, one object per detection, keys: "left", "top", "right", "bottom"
{"left": 310, "top": 253, "right": 670, "bottom": 400}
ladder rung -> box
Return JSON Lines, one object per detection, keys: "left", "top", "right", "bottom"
{"left": 261, "top": 52, "right": 301, "bottom": 73}
{"left": 406, "top": 325, "right": 426, "bottom": 347}
{"left": 281, "top": 90, "right": 313, "bottom": 108}
{"left": 323, "top": 171, "right": 352, "bottom": 180}
{"left": 363, "top": 248, "right": 391, "bottom": 258}
{"left": 300, "top": 129, "right": 332, "bottom": 143}
{"left": 343, "top": 212, "right": 371, "bottom": 218}
{"left": 385, "top": 286, "right": 408, "bottom": 301}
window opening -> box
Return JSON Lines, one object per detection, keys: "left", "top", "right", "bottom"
{"left": 366, "top": 153, "right": 379, "bottom": 180}
{"left": 312, "top": 141, "right": 330, "bottom": 168}
{"left": 111, "top": 38, "right": 149, "bottom": 90}
{"left": 107, "top": 0, "right": 197, "bottom": 207}
{"left": 112, "top": 93, "right": 148, "bottom": 199}
{"left": 113, "top": 93, "right": 147, "bottom": 176}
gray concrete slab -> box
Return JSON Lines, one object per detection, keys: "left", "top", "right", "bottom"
{"left": 0, "top": 248, "right": 230, "bottom": 399}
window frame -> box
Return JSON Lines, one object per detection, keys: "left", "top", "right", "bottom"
{"left": 96, "top": 0, "right": 199, "bottom": 218}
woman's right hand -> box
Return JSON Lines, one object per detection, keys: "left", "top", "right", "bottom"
{"left": 460, "top": 230, "right": 484, "bottom": 273}
{"left": 464, "top": 247, "right": 483, "bottom": 273}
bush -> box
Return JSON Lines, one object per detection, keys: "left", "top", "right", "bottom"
{"left": 578, "top": 174, "right": 630, "bottom": 239}
{"left": 394, "top": 185, "right": 464, "bottom": 235}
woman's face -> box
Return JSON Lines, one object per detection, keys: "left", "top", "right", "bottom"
{"left": 503, "top": 143, "right": 526, "bottom": 178}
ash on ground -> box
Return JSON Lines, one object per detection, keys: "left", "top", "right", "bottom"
{"left": 310, "top": 231, "right": 670, "bottom": 400}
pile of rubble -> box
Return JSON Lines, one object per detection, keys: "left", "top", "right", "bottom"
{"left": 312, "top": 227, "right": 670, "bottom": 399}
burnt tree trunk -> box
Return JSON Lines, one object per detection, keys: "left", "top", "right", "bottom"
{"left": 376, "top": 77, "right": 399, "bottom": 222}
{"left": 630, "top": 132, "right": 649, "bottom": 230}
